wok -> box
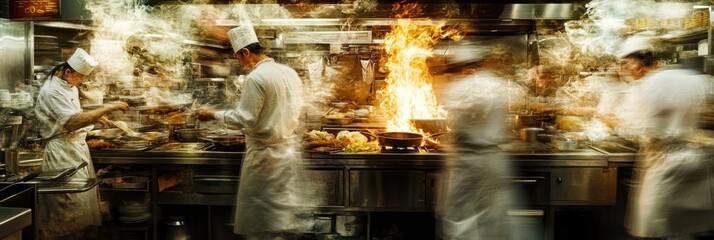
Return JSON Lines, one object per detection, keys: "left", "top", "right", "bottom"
{"left": 364, "top": 131, "right": 445, "bottom": 149}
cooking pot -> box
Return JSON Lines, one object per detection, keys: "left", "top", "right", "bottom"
{"left": 363, "top": 131, "right": 445, "bottom": 149}
{"left": 520, "top": 127, "right": 544, "bottom": 142}
{"left": 174, "top": 129, "right": 206, "bottom": 142}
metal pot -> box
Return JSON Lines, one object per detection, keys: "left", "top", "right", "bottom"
{"left": 520, "top": 127, "right": 544, "bottom": 142}
{"left": 174, "top": 129, "right": 206, "bottom": 142}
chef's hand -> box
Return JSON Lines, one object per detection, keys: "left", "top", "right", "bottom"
{"left": 195, "top": 108, "right": 217, "bottom": 121}
{"left": 105, "top": 101, "right": 130, "bottom": 112}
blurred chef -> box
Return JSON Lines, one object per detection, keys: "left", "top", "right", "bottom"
{"left": 436, "top": 46, "right": 522, "bottom": 240}
{"left": 195, "top": 25, "right": 304, "bottom": 240}
{"left": 35, "top": 48, "right": 129, "bottom": 239}
{"left": 616, "top": 37, "right": 714, "bottom": 239}
{"left": 596, "top": 35, "right": 660, "bottom": 138}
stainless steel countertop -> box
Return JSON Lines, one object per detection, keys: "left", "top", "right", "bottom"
{"left": 90, "top": 141, "right": 637, "bottom": 167}
{"left": 0, "top": 207, "right": 31, "bottom": 239}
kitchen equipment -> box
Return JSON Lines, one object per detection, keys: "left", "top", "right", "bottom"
{"left": 165, "top": 216, "right": 191, "bottom": 240}
{"left": 552, "top": 137, "right": 578, "bottom": 150}
{"left": 87, "top": 128, "right": 125, "bottom": 140}
{"left": 364, "top": 132, "right": 445, "bottom": 149}
{"left": 322, "top": 117, "right": 354, "bottom": 125}
{"left": 111, "top": 176, "right": 149, "bottom": 189}
{"left": 35, "top": 161, "right": 88, "bottom": 181}
{"left": 199, "top": 135, "right": 246, "bottom": 151}
{"left": 514, "top": 114, "right": 554, "bottom": 129}
{"left": 174, "top": 129, "right": 206, "bottom": 142}
{"left": 335, "top": 215, "right": 363, "bottom": 237}
{"left": 520, "top": 127, "right": 544, "bottom": 142}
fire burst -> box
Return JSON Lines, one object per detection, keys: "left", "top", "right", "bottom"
{"left": 380, "top": 4, "right": 462, "bottom": 133}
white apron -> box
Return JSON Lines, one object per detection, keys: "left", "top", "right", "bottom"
{"left": 37, "top": 131, "right": 101, "bottom": 238}
{"left": 233, "top": 137, "right": 302, "bottom": 235}
{"left": 627, "top": 139, "right": 714, "bottom": 237}
{"left": 624, "top": 68, "right": 714, "bottom": 237}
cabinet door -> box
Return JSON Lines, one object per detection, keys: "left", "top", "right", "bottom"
{"left": 297, "top": 168, "right": 344, "bottom": 207}
{"left": 550, "top": 167, "right": 617, "bottom": 205}
{"left": 349, "top": 170, "right": 425, "bottom": 208}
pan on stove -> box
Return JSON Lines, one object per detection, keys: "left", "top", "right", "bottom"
{"left": 364, "top": 131, "right": 445, "bottom": 149}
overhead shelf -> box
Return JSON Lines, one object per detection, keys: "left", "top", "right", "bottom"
{"left": 661, "top": 28, "right": 708, "bottom": 44}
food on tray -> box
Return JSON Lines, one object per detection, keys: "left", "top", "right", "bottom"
{"left": 336, "top": 131, "right": 380, "bottom": 153}
{"left": 87, "top": 139, "right": 116, "bottom": 149}
{"left": 304, "top": 130, "right": 335, "bottom": 141}
{"left": 157, "top": 173, "right": 182, "bottom": 192}
{"left": 302, "top": 130, "right": 345, "bottom": 151}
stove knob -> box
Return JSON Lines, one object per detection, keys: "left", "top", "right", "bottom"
{"left": 556, "top": 177, "right": 563, "bottom": 183}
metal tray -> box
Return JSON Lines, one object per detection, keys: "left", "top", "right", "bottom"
{"left": 149, "top": 142, "right": 209, "bottom": 152}
{"left": 37, "top": 178, "right": 100, "bottom": 194}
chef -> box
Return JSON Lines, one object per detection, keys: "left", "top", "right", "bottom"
{"left": 195, "top": 25, "right": 305, "bottom": 240}
{"left": 35, "top": 48, "right": 129, "bottom": 239}
{"left": 437, "top": 46, "right": 521, "bottom": 240}
{"left": 616, "top": 37, "right": 714, "bottom": 239}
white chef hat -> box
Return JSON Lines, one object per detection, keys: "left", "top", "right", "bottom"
{"left": 616, "top": 35, "right": 654, "bottom": 59}
{"left": 67, "top": 48, "right": 98, "bottom": 75}
{"left": 227, "top": 25, "right": 259, "bottom": 53}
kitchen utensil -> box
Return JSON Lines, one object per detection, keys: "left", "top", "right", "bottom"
{"left": 520, "top": 128, "right": 544, "bottom": 142}
{"left": 200, "top": 135, "right": 246, "bottom": 151}
{"left": 552, "top": 137, "right": 578, "bottom": 150}
{"left": 174, "top": 129, "right": 207, "bottom": 142}
{"left": 363, "top": 131, "right": 446, "bottom": 149}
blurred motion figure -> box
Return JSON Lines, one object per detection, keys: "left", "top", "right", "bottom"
{"left": 436, "top": 46, "right": 522, "bottom": 240}
{"left": 615, "top": 36, "right": 714, "bottom": 239}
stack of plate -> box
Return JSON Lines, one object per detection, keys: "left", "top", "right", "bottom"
{"left": 117, "top": 204, "right": 151, "bottom": 223}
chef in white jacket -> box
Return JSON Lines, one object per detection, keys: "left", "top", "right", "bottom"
{"left": 196, "top": 25, "right": 304, "bottom": 240}
{"left": 615, "top": 37, "right": 714, "bottom": 239}
{"left": 35, "top": 48, "right": 128, "bottom": 239}
{"left": 437, "top": 47, "right": 522, "bottom": 240}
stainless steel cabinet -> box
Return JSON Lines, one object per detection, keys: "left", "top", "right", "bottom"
{"left": 550, "top": 167, "right": 617, "bottom": 205}
{"left": 349, "top": 170, "right": 425, "bottom": 208}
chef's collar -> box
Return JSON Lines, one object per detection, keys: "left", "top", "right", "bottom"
{"left": 53, "top": 76, "right": 74, "bottom": 89}
{"left": 255, "top": 58, "right": 274, "bottom": 68}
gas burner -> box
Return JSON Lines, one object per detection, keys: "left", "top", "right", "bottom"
{"left": 381, "top": 146, "right": 420, "bottom": 153}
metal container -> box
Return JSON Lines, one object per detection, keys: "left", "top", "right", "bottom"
{"left": 322, "top": 117, "right": 353, "bottom": 125}
{"left": 174, "top": 129, "right": 206, "bottom": 142}
{"left": 520, "top": 128, "right": 544, "bottom": 142}
{"left": 165, "top": 216, "right": 191, "bottom": 240}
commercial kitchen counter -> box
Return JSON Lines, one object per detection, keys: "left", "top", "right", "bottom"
{"left": 90, "top": 141, "right": 635, "bottom": 167}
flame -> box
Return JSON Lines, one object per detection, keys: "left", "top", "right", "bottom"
{"left": 380, "top": 3, "right": 462, "bottom": 135}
